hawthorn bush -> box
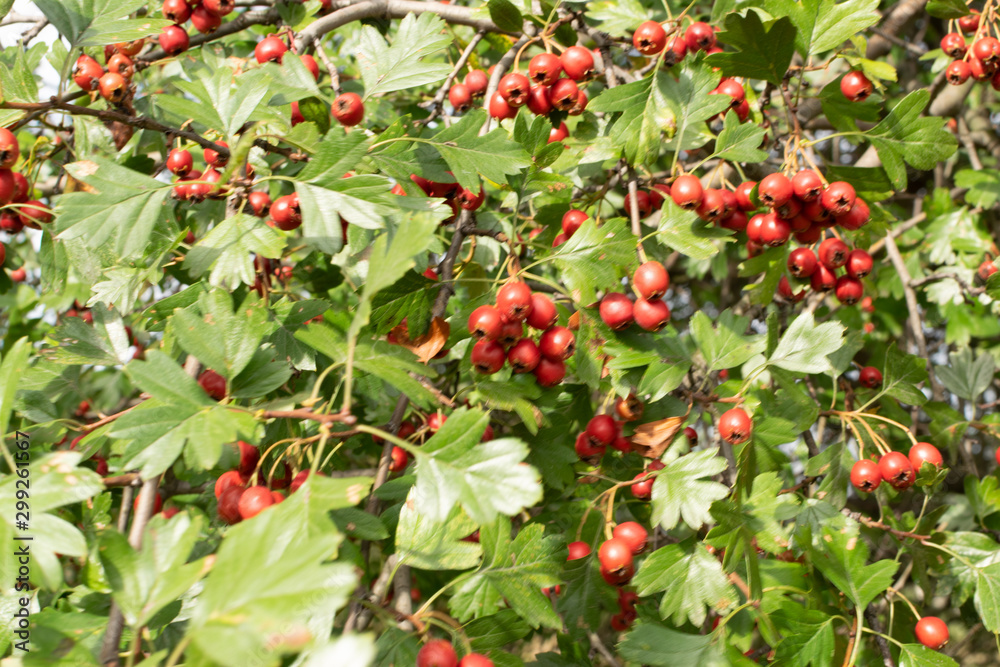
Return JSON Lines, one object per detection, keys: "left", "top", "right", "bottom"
{"left": 3, "top": 0, "right": 1000, "bottom": 664}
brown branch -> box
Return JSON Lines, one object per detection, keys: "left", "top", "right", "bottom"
{"left": 864, "top": 605, "right": 896, "bottom": 667}
{"left": 259, "top": 408, "right": 357, "bottom": 425}
{"left": 841, "top": 611, "right": 860, "bottom": 667}
{"left": 843, "top": 509, "right": 931, "bottom": 541}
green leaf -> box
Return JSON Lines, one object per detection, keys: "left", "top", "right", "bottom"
{"left": 356, "top": 13, "right": 453, "bottom": 98}
{"left": 657, "top": 199, "right": 732, "bottom": 259}
{"left": 0, "top": 47, "right": 39, "bottom": 109}
{"left": 395, "top": 497, "right": 482, "bottom": 570}
{"left": 0, "top": 0, "right": 14, "bottom": 20}
{"left": 584, "top": 0, "right": 649, "bottom": 36}
{"left": 739, "top": 245, "right": 788, "bottom": 306}
{"left": 34, "top": 0, "right": 146, "bottom": 45}
{"left": 466, "top": 610, "right": 532, "bottom": 652}
{"left": 804, "top": 516, "right": 897, "bottom": 609}
{"left": 955, "top": 169, "right": 1000, "bottom": 208}
{"left": 423, "top": 110, "right": 533, "bottom": 190}
{"left": 174, "top": 67, "right": 273, "bottom": 137}
{"left": 487, "top": 0, "right": 522, "bottom": 32}
{"left": 766, "top": 311, "right": 845, "bottom": 374}
{"left": 633, "top": 540, "right": 737, "bottom": 626}
{"left": 926, "top": 0, "right": 970, "bottom": 19}
{"left": 98, "top": 514, "right": 210, "bottom": 626}
{"left": 651, "top": 448, "right": 731, "bottom": 531}
{"left": 705, "top": 11, "right": 796, "bottom": 85}
{"left": 897, "top": 643, "right": 960, "bottom": 666}
{"left": 617, "top": 623, "right": 726, "bottom": 666}
{"left": 369, "top": 271, "right": 438, "bottom": 337}
{"left": 125, "top": 350, "right": 215, "bottom": 410}
{"left": 187, "top": 480, "right": 358, "bottom": 665}
{"left": 588, "top": 73, "right": 674, "bottom": 166}
{"left": 171, "top": 290, "right": 276, "bottom": 379}
{"left": 712, "top": 110, "right": 768, "bottom": 162}
{"left": 880, "top": 345, "right": 929, "bottom": 406}
{"left": 662, "top": 62, "right": 733, "bottom": 154}
{"left": 772, "top": 605, "right": 836, "bottom": 667}
{"left": 77, "top": 17, "right": 173, "bottom": 47}
{"left": 976, "top": 562, "right": 1000, "bottom": 632}
{"left": 935, "top": 347, "right": 995, "bottom": 402}
{"left": 550, "top": 217, "right": 636, "bottom": 304}
{"left": 470, "top": 379, "right": 543, "bottom": 435}
{"left": 55, "top": 158, "right": 173, "bottom": 261}
{"left": 0, "top": 337, "right": 30, "bottom": 440}
{"left": 449, "top": 517, "right": 563, "bottom": 629}
{"left": 413, "top": 408, "right": 543, "bottom": 524}
{"left": 764, "top": 0, "right": 880, "bottom": 56}
{"left": 863, "top": 90, "right": 958, "bottom": 189}
{"left": 690, "top": 309, "right": 766, "bottom": 371}
{"left": 184, "top": 214, "right": 285, "bottom": 289}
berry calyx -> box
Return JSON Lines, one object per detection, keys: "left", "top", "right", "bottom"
{"left": 818, "top": 238, "right": 850, "bottom": 270}
{"left": 498, "top": 73, "right": 531, "bottom": 107}
{"left": 718, "top": 408, "right": 752, "bottom": 444}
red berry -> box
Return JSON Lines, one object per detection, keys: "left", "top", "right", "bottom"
{"left": 624, "top": 189, "right": 652, "bottom": 218}
{"left": 978, "top": 259, "right": 998, "bottom": 282}
{"left": 835, "top": 276, "right": 864, "bottom": 306}
{"left": 464, "top": 69, "right": 489, "bottom": 97}
{"left": 598, "top": 537, "right": 634, "bottom": 574}
{"left": 612, "top": 521, "right": 648, "bottom": 555}
{"left": 615, "top": 393, "right": 644, "bottom": 422}
{"left": 332, "top": 92, "right": 364, "bottom": 127}
{"left": 528, "top": 52, "right": 562, "bottom": 85}
{"left": 467, "top": 305, "right": 503, "bottom": 340}
{"left": 631, "top": 471, "right": 654, "bottom": 500}
{"left": 159, "top": 25, "right": 190, "bottom": 55}
{"left": 526, "top": 293, "right": 558, "bottom": 330}
{"left": 684, "top": 21, "right": 716, "bottom": 52}
{"left": 533, "top": 357, "right": 565, "bottom": 387}
{"left": 389, "top": 446, "right": 410, "bottom": 472}
{"left": 237, "top": 440, "right": 260, "bottom": 478}
{"left": 810, "top": 264, "right": 837, "bottom": 292}
{"left": 972, "top": 36, "right": 1000, "bottom": 64}
{"left": 714, "top": 78, "right": 745, "bottom": 106}
{"left": 98, "top": 72, "right": 127, "bottom": 104}
{"left": 459, "top": 654, "right": 494, "bottom": 667}
{"left": 791, "top": 170, "right": 823, "bottom": 201}
{"left": 498, "top": 73, "right": 530, "bottom": 107}
{"left": 633, "top": 297, "right": 670, "bottom": 331}
{"left": 600, "top": 563, "right": 635, "bottom": 586}
{"left": 858, "top": 366, "right": 882, "bottom": 388}
{"left": 878, "top": 451, "right": 915, "bottom": 490}
{"left": 217, "top": 486, "right": 244, "bottom": 524}
{"left": 575, "top": 431, "right": 606, "bottom": 459}
{"left": 684, "top": 426, "right": 698, "bottom": 444}
{"left": 538, "top": 326, "right": 575, "bottom": 361}
{"left": 560, "top": 46, "right": 595, "bottom": 80}
{"left": 669, "top": 35, "right": 687, "bottom": 64}
{"left": 248, "top": 191, "right": 271, "bottom": 217}
{"left": 838, "top": 198, "right": 870, "bottom": 230}
{"left": 507, "top": 338, "right": 541, "bottom": 373}
{"left": 846, "top": 249, "right": 873, "bottom": 278}
{"left": 525, "top": 84, "right": 553, "bottom": 116}
{"left": 489, "top": 92, "right": 517, "bottom": 120}
{"left": 599, "top": 293, "right": 634, "bottom": 330}
{"left": 448, "top": 83, "right": 473, "bottom": 113}
{"left": 162, "top": 0, "right": 191, "bottom": 23}
{"left": 758, "top": 173, "right": 793, "bottom": 208}
{"left": 633, "top": 261, "right": 670, "bottom": 301}
{"left": 840, "top": 71, "right": 873, "bottom": 102}
{"left": 254, "top": 35, "right": 287, "bottom": 64}
{"left": 946, "top": 60, "right": 972, "bottom": 85}
{"left": 850, "top": 459, "right": 882, "bottom": 492}
{"left": 940, "top": 32, "right": 967, "bottom": 58}
{"left": 203, "top": 0, "right": 235, "bottom": 15}
{"left": 202, "top": 141, "right": 228, "bottom": 169}
{"left": 568, "top": 90, "right": 588, "bottom": 115}
{"left": 166, "top": 148, "right": 193, "bottom": 176}
{"left": 633, "top": 20, "right": 668, "bottom": 55}
{"left": 299, "top": 54, "right": 320, "bottom": 80}
{"left": 908, "top": 441, "right": 943, "bottom": 471}
{"left": 915, "top": 616, "right": 949, "bottom": 650}
{"left": 718, "top": 408, "right": 752, "bottom": 444}
{"left": 73, "top": 54, "right": 105, "bottom": 91}
{"left": 696, "top": 188, "right": 726, "bottom": 222}
{"left": 586, "top": 415, "right": 619, "bottom": 446}
{"left": 548, "top": 122, "right": 570, "bottom": 144}
{"left": 818, "top": 238, "right": 850, "bottom": 269}
{"left": 562, "top": 209, "right": 588, "bottom": 236}
{"left": 416, "top": 640, "right": 458, "bottom": 667}
{"left": 821, "top": 181, "right": 856, "bottom": 216}
{"left": 191, "top": 5, "right": 222, "bottom": 33}
{"left": 671, "top": 174, "right": 703, "bottom": 209}
{"left": 735, "top": 181, "right": 756, "bottom": 210}
{"left": 198, "top": 369, "right": 226, "bottom": 400}
{"left": 471, "top": 339, "right": 506, "bottom": 374}
{"left": 758, "top": 213, "right": 791, "bottom": 247}
{"left": 549, "top": 78, "right": 579, "bottom": 111}
{"left": 271, "top": 193, "right": 302, "bottom": 231}
{"left": 787, "top": 247, "right": 819, "bottom": 278}
{"left": 568, "top": 541, "right": 591, "bottom": 560}
{"left": 496, "top": 282, "right": 533, "bottom": 322}
{"left": 238, "top": 485, "right": 275, "bottom": 519}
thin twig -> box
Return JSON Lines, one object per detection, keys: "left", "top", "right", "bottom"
{"left": 422, "top": 31, "right": 486, "bottom": 124}
{"left": 864, "top": 605, "right": 896, "bottom": 667}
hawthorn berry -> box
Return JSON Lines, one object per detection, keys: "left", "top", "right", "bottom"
{"left": 166, "top": 148, "right": 193, "bottom": 176}
{"left": 203, "top": 0, "right": 236, "bottom": 16}
{"left": 218, "top": 486, "right": 244, "bottom": 524}
{"left": 612, "top": 521, "right": 648, "bottom": 555}
{"left": 237, "top": 441, "right": 260, "bottom": 478}
{"left": 99, "top": 72, "right": 128, "bottom": 104}
{"left": 633, "top": 297, "right": 671, "bottom": 331}
{"left": 959, "top": 10, "right": 980, "bottom": 33}
{"left": 198, "top": 369, "right": 227, "bottom": 400}
{"left": 528, "top": 52, "right": 562, "bottom": 85}
{"left": 73, "top": 54, "right": 104, "bottom": 91}
{"left": 835, "top": 276, "right": 864, "bottom": 306}
{"left": 758, "top": 213, "right": 791, "bottom": 247}
{"left": 718, "top": 408, "right": 752, "bottom": 444}
{"left": 858, "top": 366, "right": 882, "bottom": 388}
{"left": 810, "top": 264, "right": 837, "bottom": 292}
{"left": 838, "top": 198, "right": 870, "bottom": 230}
{"left": 538, "top": 326, "right": 576, "bottom": 361}
{"left": 489, "top": 93, "right": 517, "bottom": 120}
{"left": 248, "top": 191, "right": 271, "bottom": 217}
{"left": 332, "top": 92, "right": 365, "bottom": 127}
{"left": 271, "top": 193, "right": 302, "bottom": 231}
{"left": 850, "top": 459, "right": 882, "bottom": 492}
{"left": 734, "top": 181, "right": 756, "bottom": 210}
{"left": 238, "top": 486, "right": 275, "bottom": 520}
{"left": 940, "top": 32, "right": 967, "bottom": 59}
{"left": 586, "top": 415, "right": 619, "bottom": 446}
{"left": 498, "top": 73, "right": 530, "bottom": 107}
{"left": 416, "top": 640, "right": 458, "bottom": 667}
{"left": 560, "top": 46, "right": 595, "bottom": 80}
{"left": 633, "top": 20, "right": 668, "bottom": 55}
{"left": 915, "top": 616, "right": 949, "bottom": 650}
{"left": 600, "top": 563, "right": 635, "bottom": 586}
{"left": 471, "top": 339, "right": 506, "bottom": 374}
{"left": 548, "top": 122, "right": 570, "bottom": 144}
{"left": 389, "top": 446, "right": 410, "bottom": 472}
{"left": 714, "top": 78, "right": 745, "bottom": 106}
{"left": 846, "top": 249, "right": 873, "bottom": 278}
{"left": 507, "top": 338, "right": 541, "bottom": 373}
{"left": 684, "top": 21, "right": 716, "bottom": 52}
{"left": 624, "top": 189, "right": 652, "bottom": 218}
{"left": 615, "top": 393, "right": 644, "bottom": 422}
{"left": 464, "top": 69, "right": 489, "bottom": 97}
{"left": 191, "top": 5, "right": 223, "bottom": 33}
{"left": 758, "top": 173, "right": 793, "bottom": 208}
{"left": 599, "top": 292, "right": 634, "bottom": 330}
{"left": 526, "top": 293, "right": 558, "bottom": 330}
{"left": 631, "top": 471, "right": 654, "bottom": 499}
{"left": 791, "top": 170, "right": 824, "bottom": 201}
{"left": 598, "top": 538, "right": 634, "bottom": 573}
{"left": 818, "top": 238, "right": 850, "bottom": 270}
{"left": 534, "top": 357, "right": 566, "bottom": 387}
{"left": 671, "top": 174, "right": 704, "bottom": 210}
{"left": 496, "top": 282, "right": 533, "bottom": 321}
{"left": 908, "top": 441, "right": 943, "bottom": 471}
{"left": 696, "top": 188, "right": 726, "bottom": 222}
{"left": 458, "top": 655, "right": 494, "bottom": 667}
{"left": 162, "top": 0, "right": 192, "bottom": 23}
{"left": 255, "top": 35, "right": 287, "bottom": 64}
{"left": 973, "top": 37, "right": 1000, "bottom": 64}
{"left": 840, "top": 71, "right": 873, "bottom": 102}
{"left": 575, "top": 431, "right": 607, "bottom": 459}
{"left": 978, "top": 259, "right": 998, "bottom": 282}
{"left": 449, "top": 83, "right": 473, "bottom": 113}
{"left": 685, "top": 426, "right": 698, "bottom": 444}
{"left": 787, "top": 247, "right": 819, "bottom": 278}
{"left": 821, "top": 181, "right": 856, "bottom": 216}
{"left": 879, "top": 451, "right": 915, "bottom": 490}
{"left": 567, "top": 541, "right": 591, "bottom": 560}
{"left": 946, "top": 60, "right": 972, "bottom": 85}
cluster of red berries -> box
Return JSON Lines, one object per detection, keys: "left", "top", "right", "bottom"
{"left": 0, "top": 127, "right": 53, "bottom": 263}
{"left": 410, "top": 173, "right": 485, "bottom": 218}
{"left": 598, "top": 260, "right": 672, "bottom": 332}
{"left": 72, "top": 39, "right": 143, "bottom": 104}
{"left": 467, "top": 282, "right": 574, "bottom": 387}
{"left": 574, "top": 414, "right": 629, "bottom": 460}
{"left": 941, "top": 13, "right": 1000, "bottom": 90}
{"left": 158, "top": 0, "right": 240, "bottom": 54}
{"left": 213, "top": 440, "right": 303, "bottom": 524}
{"left": 167, "top": 141, "right": 239, "bottom": 202}
{"left": 488, "top": 46, "right": 597, "bottom": 142}
{"left": 415, "top": 639, "right": 494, "bottom": 667}
{"left": 849, "top": 441, "right": 943, "bottom": 493}
{"left": 780, "top": 237, "right": 872, "bottom": 306}
{"left": 632, "top": 20, "right": 719, "bottom": 63}
{"left": 596, "top": 521, "right": 648, "bottom": 590}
